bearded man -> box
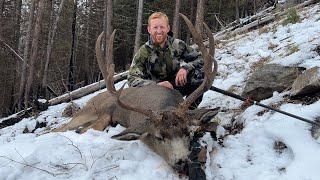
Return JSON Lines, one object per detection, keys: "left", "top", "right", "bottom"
{"left": 128, "top": 12, "right": 204, "bottom": 109}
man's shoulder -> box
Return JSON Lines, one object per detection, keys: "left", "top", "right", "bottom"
{"left": 136, "top": 44, "right": 152, "bottom": 58}
{"left": 169, "top": 38, "right": 188, "bottom": 52}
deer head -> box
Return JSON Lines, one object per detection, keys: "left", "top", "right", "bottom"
{"left": 95, "top": 13, "right": 218, "bottom": 173}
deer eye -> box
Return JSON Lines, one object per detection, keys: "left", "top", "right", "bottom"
{"left": 153, "top": 131, "right": 164, "bottom": 141}
{"left": 155, "top": 136, "right": 164, "bottom": 141}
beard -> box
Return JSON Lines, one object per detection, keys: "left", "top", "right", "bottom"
{"left": 152, "top": 33, "right": 167, "bottom": 45}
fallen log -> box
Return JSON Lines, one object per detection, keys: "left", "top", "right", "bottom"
{"left": 209, "top": 0, "right": 317, "bottom": 45}
{"left": 217, "top": 15, "right": 275, "bottom": 42}
{"left": 49, "top": 71, "right": 128, "bottom": 106}
{"left": 224, "top": 5, "right": 276, "bottom": 30}
{"left": 0, "top": 72, "right": 128, "bottom": 128}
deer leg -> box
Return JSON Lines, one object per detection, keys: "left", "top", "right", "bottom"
{"left": 53, "top": 112, "right": 98, "bottom": 132}
{"left": 78, "top": 114, "right": 112, "bottom": 133}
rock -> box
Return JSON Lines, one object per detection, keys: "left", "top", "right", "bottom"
{"left": 62, "top": 103, "right": 80, "bottom": 117}
{"left": 242, "top": 64, "right": 304, "bottom": 101}
{"left": 33, "top": 99, "right": 49, "bottom": 111}
{"left": 315, "top": 45, "right": 320, "bottom": 56}
{"left": 310, "top": 117, "right": 320, "bottom": 139}
{"left": 291, "top": 67, "right": 320, "bottom": 96}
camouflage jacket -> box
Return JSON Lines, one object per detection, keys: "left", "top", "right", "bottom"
{"left": 128, "top": 36, "right": 204, "bottom": 87}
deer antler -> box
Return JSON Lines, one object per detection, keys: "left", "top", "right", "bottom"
{"left": 95, "top": 30, "right": 156, "bottom": 119}
{"left": 178, "top": 13, "right": 217, "bottom": 111}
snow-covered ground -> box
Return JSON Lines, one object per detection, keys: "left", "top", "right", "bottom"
{"left": 1, "top": 3, "right": 320, "bottom": 180}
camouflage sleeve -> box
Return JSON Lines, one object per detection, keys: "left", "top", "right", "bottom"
{"left": 128, "top": 46, "right": 156, "bottom": 87}
{"left": 177, "top": 40, "right": 204, "bottom": 73}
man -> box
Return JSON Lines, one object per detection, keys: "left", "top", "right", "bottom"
{"left": 128, "top": 12, "right": 204, "bottom": 109}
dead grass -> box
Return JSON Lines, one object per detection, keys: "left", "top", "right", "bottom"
{"left": 250, "top": 56, "right": 271, "bottom": 70}
{"left": 258, "top": 26, "right": 271, "bottom": 35}
{"left": 268, "top": 42, "right": 278, "bottom": 50}
{"left": 287, "top": 44, "right": 300, "bottom": 55}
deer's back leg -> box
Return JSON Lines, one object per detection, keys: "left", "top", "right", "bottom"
{"left": 53, "top": 112, "right": 99, "bottom": 132}
{"left": 78, "top": 114, "right": 112, "bottom": 133}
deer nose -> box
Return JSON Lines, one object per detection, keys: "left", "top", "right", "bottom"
{"left": 174, "top": 160, "right": 206, "bottom": 180}
{"left": 173, "top": 159, "right": 189, "bottom": 175}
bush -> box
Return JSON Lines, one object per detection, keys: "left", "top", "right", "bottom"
{"left": 282, "top": 8, "right": 300, "bottom": 25}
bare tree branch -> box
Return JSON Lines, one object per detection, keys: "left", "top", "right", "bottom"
{"left": 0, "top": 38, "right": 24, "bottom": 62}
{"left": 0, "top": 155, "right": 57, "bottom": 176}
{"left": 56, "top": 133, "right": 88, "bottom": 170}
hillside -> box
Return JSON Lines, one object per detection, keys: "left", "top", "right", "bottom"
{"left": 1, "top": 3, "right": 320, "bottom": 180}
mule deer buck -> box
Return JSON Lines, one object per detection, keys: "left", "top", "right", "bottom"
{"left": 54, "top": 14, "right": 218, "bottom": 178}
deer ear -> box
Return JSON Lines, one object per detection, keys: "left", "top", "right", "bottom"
{"left": 199, "top": 108, "right": 220, "bottom": 124}
{"left": 111, "top": 129, "right": 141, "bottom": 141}
{"left": 140, "top": 132, "right": 164, "bottom": 141}
{"left": 187, "top": 107, "right": 220, "bottom": 125}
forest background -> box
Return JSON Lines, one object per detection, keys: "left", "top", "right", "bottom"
{"left": 0, "top": 0, "right": 284, "bottom": 117}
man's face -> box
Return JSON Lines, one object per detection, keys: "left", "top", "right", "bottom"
{"left": 148, "top": 17, "right": 170, "bottom": 47}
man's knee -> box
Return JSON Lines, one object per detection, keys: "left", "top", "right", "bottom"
{"left": 188, "top": 69, "right": 204, "bottom": 85}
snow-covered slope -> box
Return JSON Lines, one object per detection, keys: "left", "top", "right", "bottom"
{"left": 1, "top": 3, "right": 320, "bottom": 180}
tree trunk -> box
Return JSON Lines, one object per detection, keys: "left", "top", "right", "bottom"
{"left": 102, "top": 0, "right": 107, "bottom": 33}
{"left": 42, "top": 0, "right": 54, "bottom": 98}
{"left": 0, "top": 0, "right": 4, "bottom": 36}
{"left": 12, "top": 0, "right": 22, "bottom": 110}
{"left": 106, "top": 0, "right": 113, "bottom": 62}
{"left": 244, "top": 0, "right": 248, "bottom": 17}
{"left": 84, "top": 0, "right": 92, "bottom": 84}
{"left": 14, "top": 0, "right": 22, "bottom": 49}
{"left": 235, "top": 0, "right": 240, "bottom": 23}
{"left": 195, "top": 0, "right": 205, "bottom": 38}
{"left": 0, "top": 0, "right": 4, "bottom": 20}
{"left": 133, "top": 0, "right": 143, "bottom": 56}
{"left": 106, "top": 0, "right": 113, "bottom": 36}
{"left": 42, "top": 0, "right": 66, "bottom": 98}
{"left": 68, "top": 0, "right": 77, "bottom": 91}
{"left": 218, "top": 0, "right": 222, "bottom": 16}
{"left": 17, "top": 0, "right": 35, "bottom": 110}
{"left": 172, "top": 0, "right": 181, "bottom": 39}
{"left": 102, "top": 0, "right": 113, "bottom": 67}
{"left": 102, "top": 0, "right": 107, "bottom": 55}
{"left": 24, "top": 0, "right": 46, "bottom": 108}
{"left": 186, "top": 0, "right": 196, "bottom": 44}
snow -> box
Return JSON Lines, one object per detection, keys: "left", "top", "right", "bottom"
{"left": 1, "top": 3, "right": 320, "bottom": 180}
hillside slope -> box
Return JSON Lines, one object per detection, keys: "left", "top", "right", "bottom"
{"left": 0, "top": 3, "right": 320, "bottom": 180}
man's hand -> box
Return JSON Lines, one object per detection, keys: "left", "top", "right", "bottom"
{"left": 175, "top": 68, "right": 188, "bottom": 86}
{"left": 157, "top": 81, "right": 173, "bottom": 89}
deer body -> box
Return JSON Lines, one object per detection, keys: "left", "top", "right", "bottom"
{"left": 56, "top": 85, "right": 184, "bottom": 132}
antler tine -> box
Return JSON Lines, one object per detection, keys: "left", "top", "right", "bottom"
{"left": 95, "top": 30, "right": 156, "bottom": 119}
{"left": 95, "top": 31, "right": 110, "bottom": 89}
{"left": 106, "top": 30, "right": 117, "bottom": 93}
{"left": 203, "top": 22, "right": 218, "bottom": 90}
{"left": 107, "top": 63, "right": 155, "bottom": 118}
{"left": 178, "top": 13, "right": 217, "bottom": 111}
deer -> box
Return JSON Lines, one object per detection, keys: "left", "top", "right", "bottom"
{"left": 53, "top": 14, "right": 218, "bottom": 179}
